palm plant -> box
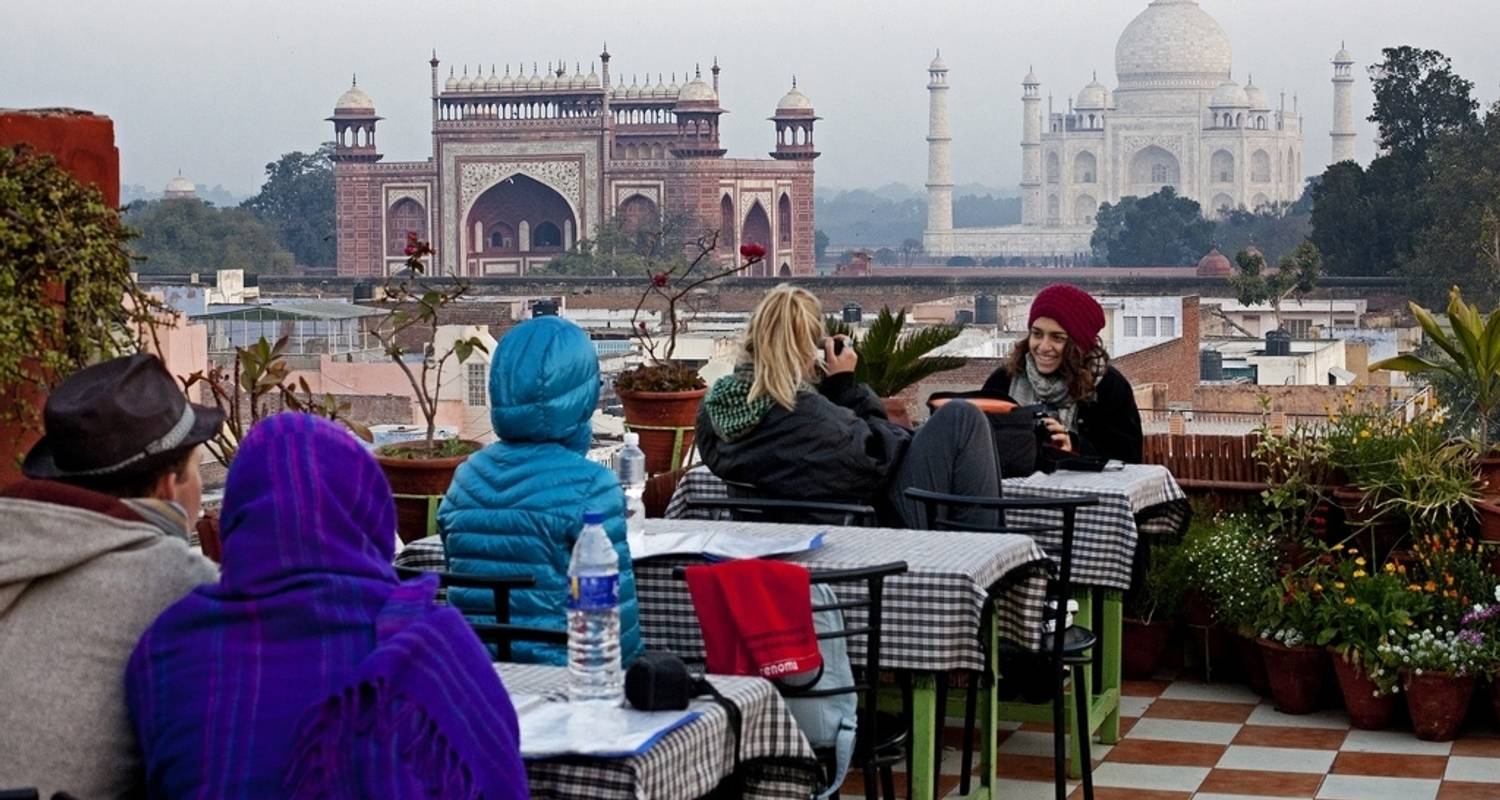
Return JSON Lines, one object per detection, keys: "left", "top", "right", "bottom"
{"left": 1371, "top": 287, "right": 1500, "bottom": 447}
{"left": 825, "top": 307, "right": 967, "bottom": 398}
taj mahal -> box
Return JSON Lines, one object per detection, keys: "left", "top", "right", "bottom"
{"left": 923, "top": 0, "right": 1360, "bottom": 263}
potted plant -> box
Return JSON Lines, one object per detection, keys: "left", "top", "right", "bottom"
{"left": 0, "top": 143, "right": 166, "bottom": 479}
{"left": 1383, "top": 625, "right": 1483, "bottom": 741}
{"left": 824, "top": 306, "right": 967, "bottom": 429}
{"left": 1180, "top": 512, "right": 1278, "bottom": 686}
{"left": 1361, "top": 416, "right": 1480, "bottom": 559}
{"left": 369, "top": 233, "right": 490, "bottom": 541}
{"left": 1457, "top": 588, "right": 1500, "bottom": 724}
{"left": 614, "top": 234, "right": 764, "bottom": 474}
{"left": 1122, "top": 540, "right": 1188, "bottom": 680}
{"left": 1254, "top": 566, "right": 1334, "bottom": 715}
{"left": 1320, "top": 554, "right": 1429, "bottom": 729}
{"left": 1371, "top": 288, "right": 1500, "bottom": 504}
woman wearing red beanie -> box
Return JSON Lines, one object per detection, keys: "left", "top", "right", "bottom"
{"left": 981, "top": 284, "right": 1142, "bottom": 463}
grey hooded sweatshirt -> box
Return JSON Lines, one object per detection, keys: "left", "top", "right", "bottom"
{"left": 0, "top": 481, "right": 217, "bottom": 799}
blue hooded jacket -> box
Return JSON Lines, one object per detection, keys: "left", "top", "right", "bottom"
{"left": 439, "top": 316, "right": 642, "bottom": 665}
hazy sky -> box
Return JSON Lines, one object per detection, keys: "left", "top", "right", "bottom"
{"left": 7, "top": 0, "right": 1498, "bottom": 197}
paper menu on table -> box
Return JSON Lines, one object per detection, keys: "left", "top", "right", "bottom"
{"left": 513, "top": 695, "right": 701, "bottom": 759}
{"left": 628, "top": 526, "right": 825, "bottom": 561}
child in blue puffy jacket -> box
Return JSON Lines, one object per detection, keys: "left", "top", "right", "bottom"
{"left": 439, "top": 315, "right": 643, "bottom": 665}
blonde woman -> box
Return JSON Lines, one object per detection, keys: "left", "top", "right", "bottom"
{"left": 696, "top": 285, "right": 999, "bottom": 528}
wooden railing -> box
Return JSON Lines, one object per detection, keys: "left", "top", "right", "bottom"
{"left": 1141, "top": 432, "right": 1265, "bottom": 493}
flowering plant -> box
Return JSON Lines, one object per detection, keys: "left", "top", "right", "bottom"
{"left": 614, "top": 235, "right": 765, "bottom": 393}
{"left": 1251, "top": 415, "right": 1329, "bottom": 543}
{"left": 1181, "top": 513, "right": 1278, "bottom": 632}
{"left": 1322, "top": 394, "right": 1408, "bottom": 490}
{"left": 1379, "top": 626, "right": 1485, "bottom": 678}
{"left": 1403, "top": 526, "right": 1492, "bottom": 626}
{"left": 1457, "top": 587, "right": 1500, "bottom": 677}
{"left": 1318, "top": 547, "right": 1432, "bottom": 694}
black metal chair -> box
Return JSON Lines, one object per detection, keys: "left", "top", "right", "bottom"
{"left": 685, "top": 497, "right": 880, "bottom": 527}
{"left": 395, "top": 566, "right": 567, "bottom": 661}
{"left": 676, "top": 561, "right": 909, "bottom": 800}
{"left": 905, "top": 487, "right": 1100, "bottom": 800}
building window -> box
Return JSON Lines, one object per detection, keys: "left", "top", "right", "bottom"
{"left": 466, "top": 362, "right": 487, "bottom": 406}
{"left": 1124, "top": 316, "right": 1138, "bottom": 337}
{"left": 1335, "top": 317, "right": 1355, "bottom": 327}
{"left": 1151, "top": 164, "right": 1169, "bottom": 183}
{"left": 1287, "top": 318, "right": 1313, "bottom": 338}
{"left": 1141, "top": 316, "right": 1157, "bottom": 337}
{"left": 1160, "top": 316, "right": 1175, "bottom": 337}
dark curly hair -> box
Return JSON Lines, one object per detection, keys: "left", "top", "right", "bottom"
{"left": 1006, "top": 336, "right": 1109, "bottom": 402}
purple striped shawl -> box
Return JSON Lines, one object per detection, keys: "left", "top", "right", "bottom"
{"left": 126, "top": 413, "right": 529, "bottom": 799}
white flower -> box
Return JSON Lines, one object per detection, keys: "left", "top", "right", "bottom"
{"left": 1415, "top": 668, "right": 1424, "bottom": 676}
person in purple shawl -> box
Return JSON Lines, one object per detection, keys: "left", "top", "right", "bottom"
{"left": 125, "top": 413, "right": 530, "bottom": 799}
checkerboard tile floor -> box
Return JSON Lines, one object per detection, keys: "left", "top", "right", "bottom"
{"left": 837, "top": 674, "right": 1500, "bottom": 799}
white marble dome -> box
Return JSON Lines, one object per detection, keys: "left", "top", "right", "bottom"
{"left": 929, "top": 51, "right": 947, "bottom": 72}
{"left": 776, "top": 83, "right": 814, "bottom": 112}
{"left": 1210, "top": 80, "right": 1249, "bottom": 108}
{"left": 334, "top": 79, "right": 375, "bottom": 112}
{"left": 1244, "top": 78, "right": 1270, "bottom": 110}
{"left": 677, "top": 77, "right": 717, "bottom": 104}
{"left": 1115, "top": 0, "right": 1231, "bottom": 89}
{"left": 1076, "top": 77, "right": 1109, "bottom": 110}
{"left": 163, "top": 174, "right": 196, "bottom": 199}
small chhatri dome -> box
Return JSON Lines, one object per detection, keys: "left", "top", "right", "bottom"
{"left": 1209, "top": 79, "right": 1250, "bottom": 108}
{"left": 652, "top": 73, "right": 668, "bottom": 98}
{"left": 1244, "top": 75, "right": 1270, "bottom": 110}
{"left": 500, "top": 63, "right": 515, "bottom": 90}
{"left": 456, "top": 65, "right": 474, "bottom": 91}
{"left": 1023, "top": 65, "right": 1040, "bottom": 85}
{"left": 163, "top": 172, "right": 197, "bottom": 200}
{"left": 444, "top": 66, "right": 459, "bottom": 92}
{"left": 586, "top": 62, "right": 600, "bottom": 87}
{"left": 1334, "top": 41, "right": 1353, "bottom": 63}
{"left": 929, "top": 49, "right": 947, "bottom": 72}
{"left": 776, "top": 76, "right": 814, "bottom": 112}
{"left": 1196, "top": 247, "right": 1233, "bottom": 278}
{"left": 334, "top": 75, "right": 376, "bottom": 113}
{"left": 1076, "top": 72, "right": 1109, "bottom": 110}
{"left": 676, "top": 66, "right": 718, "bottom": 105}
{"left": 484, "top": 65, "right": 501, "bottom": 91}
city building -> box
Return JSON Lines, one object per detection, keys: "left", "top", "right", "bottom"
{"left": 924, "top": 0, "right": 1350, "bottom": 262}
{"left": 328, "top": 50, "right": 819, "bottom": 279}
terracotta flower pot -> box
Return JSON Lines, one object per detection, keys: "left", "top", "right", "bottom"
{"left": 376, "top": 441, "right": 480, "bottom": 544}
{"left": 195, "top": 510, "right": 222, "bottom": 563}
{"left": 1257, "top": 638, "right": 1328, "bottom": 715}
{"left": 1123, "top": 617, "right": 1175, "bottom": 680}
{"left": 1404, "top": 671, "right": 1476, "bottom": 742}
{"left": 1491, "top": 679, "right": 1500, "bottom": 725}
{"left": 1235, "top": 633, "right": 1270, "bottom": 696}
{"left": 617, "top": 388, "right": 706, "bottom": 475}
{"left": 1477, "top": 499, "right": 1500, "bottom": 545}
{"left": 1478, "top": 454, "right": 1500, "bottom": 497}
{"left": 1329, "top": 650, "right": 1395, "bottom": 730}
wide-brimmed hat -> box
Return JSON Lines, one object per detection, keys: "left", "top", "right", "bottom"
{"left": 22, "top": 353, "right": 225, "bottom": 480}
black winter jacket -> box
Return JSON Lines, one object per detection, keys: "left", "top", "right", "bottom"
{"left": 981, "top": 365, "right": 1144, "bottom": 463}
{"left": 695, "top": 373, "right": 912, "bottom": 507}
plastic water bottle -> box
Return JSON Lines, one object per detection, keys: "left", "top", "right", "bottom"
{"left": 618, "top": 433, "right": 647, "bottom": 538}
{"left": 567, "top": 510, "right": 623, "bottom": 703}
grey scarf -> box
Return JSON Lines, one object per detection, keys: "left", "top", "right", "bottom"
{"left": 1009, "top": 353, "right": 1105, "bottom": 432}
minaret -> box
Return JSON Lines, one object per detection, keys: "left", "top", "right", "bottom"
{"left": 1330, "top": 42, "right": 1357, "bottom": 164}
{"left": 1021, "top": 67, "right": 1043, "bottom": 226}
{"left": 925, "top": 51, "right": 953, "bottom": 236}
{"left": 429, "top": 50, "right": 440, "bottom": 130}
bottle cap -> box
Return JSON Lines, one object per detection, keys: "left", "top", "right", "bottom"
{"left": 624, "top": 432, "right": 639, "bottom": 446}
{"left": 583, "top": 511, "right": 605, "bottom": 525}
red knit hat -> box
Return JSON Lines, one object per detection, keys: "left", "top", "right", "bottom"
{"left": 1028, "top": 284, "right": 1106, "bottom": 350}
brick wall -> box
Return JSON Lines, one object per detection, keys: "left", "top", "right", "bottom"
{"left": 1113, "top": 296, "right": 1200, "bottom": 407}
{"left": 1192, "top": 384, "right": 1402, "bottom": 416}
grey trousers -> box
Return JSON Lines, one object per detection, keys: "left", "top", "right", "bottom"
{"left": 887, "top": 401, "right": 1001, "bottom": 530}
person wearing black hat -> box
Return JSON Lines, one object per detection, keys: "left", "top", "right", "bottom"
{"left": 0, "top": 353, "right": 221, "bottom": 799}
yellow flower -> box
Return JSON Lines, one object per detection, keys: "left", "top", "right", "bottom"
{"left": 1354, "top": 557, "right": 1367, "bottom": 567}
{"left": 1424, "top": 580, "right": 1438, "bottom": 593}
{"left": 1353, "top": 570, "right": 1367, "bottom": 578}
{"left": 1407, "top": 583, "right": 1423, "bottom": 592}
{"left": 1383, "top": 563, "right": 1396, "bottom": 574}
{"left": 1346, "top": 547, "right": 1359, "bottom": 555}
{"left": 1334, "top": 581, "right": 1347, "bottom": 590}
{"left": 1359, "top": 429, "right": 1372, "bottom": 439}
{"left": 1344, "top": 596, "right": 1357, "bottom": 605}
{"left": 1313, "top": 582, "right": 1324, "bottom": 592}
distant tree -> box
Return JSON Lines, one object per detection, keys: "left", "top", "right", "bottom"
{"left": 241, "top": 143, "right": 335, "bottom": 269}
{"left": 125, "top": 199, "right": 295, "bottom": 275}
{"left": 1090, "top": 187, "right": 1214, "bottom": 266}
{"left": 815, "top": 229, "right": 830, "bottom": 262}
{"left": 814, "top": 189, "right": 926, "bottom": 248}
{"left": 535, "top": 212, "right": 701, "bottom": 277}
{"left": 981, "top": 256, "right": 1008, "bottom": 267}
{"left": 1368, "top": 46, "right": 1479, "bottom": 160}
{"left": 1309, "top": 161, "right": 1382, "bottom": 276}
{"left": 1214, "top": 202, "right": 1311, "bottom": 266}
{"left": 1229, "top": 240, "right": 1322, "bottom": 333}
{"left": 1401, "top": 100, "right": 1500, "bottom": 305}
{"left": 900, "top": 237, "right": 923, "bottom": 266}
{"left": 945, "top": 255, "right": 977, "bottom": 267}
{"left": 873, "top": 247, "right": 898, "bottom": 265}
{"left": 953, "top": 194, "right": 1023, "bottom": 227}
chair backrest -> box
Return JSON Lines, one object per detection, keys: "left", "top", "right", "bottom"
{"left": 903, "top": 487, "right": 1096, "bottom": 662}
{"left": 394, "top": 566, "right": 552, "bottom": 661}
{"left": 685, "top": 497, "right": 879, "bottom": 527}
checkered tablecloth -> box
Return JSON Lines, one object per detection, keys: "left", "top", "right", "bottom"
{"left": 499, "top": 663, "right": 818, "bottom": 800}
{"left": 1000, "top": 464, "right": 1189, "bottom": 590}
{"left": 397, "top": 518, "right": 1052, "bottom": 669}
{"left": 663, "top": 463, "right": 1189, "bottom": 592}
